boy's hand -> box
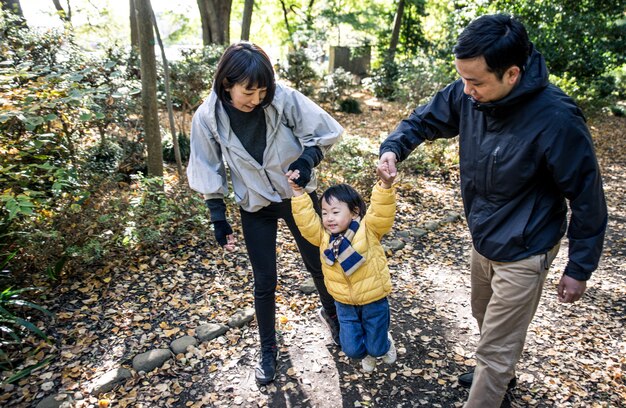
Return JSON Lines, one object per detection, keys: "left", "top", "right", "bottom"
{"left": 286, "top": 169, "right": 305, "bottom": 196}
{"left": 377, "top": 160, "right": 396, "bottom": 188}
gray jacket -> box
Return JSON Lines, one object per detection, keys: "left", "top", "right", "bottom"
{"left": 187, "top": 83, "right": 343, "bottom": 212}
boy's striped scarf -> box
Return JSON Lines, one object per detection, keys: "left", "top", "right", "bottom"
{"left": 323, "top": 219, "right": 365, "bottom": 276}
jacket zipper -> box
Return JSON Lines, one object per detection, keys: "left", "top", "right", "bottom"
{"left": 487, "top": 145, "right": 500, "bottom": 192}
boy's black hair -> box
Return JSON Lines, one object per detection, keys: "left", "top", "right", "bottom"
{"left": 453, "top": 14, "right": 531, "bottom": 79}
{"left": 320, "top": 184, "right": 367, "bottom": 218}
{"left": 213, "top": 41, "right": 276, "bottom": 107}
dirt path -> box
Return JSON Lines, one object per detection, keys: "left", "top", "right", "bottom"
{"left": 3, "top": 115, "right": 624, "bottom": 408}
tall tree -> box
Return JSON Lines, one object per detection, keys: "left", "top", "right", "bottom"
{"left": 129, "top": 0, "right": 139, "bottom": 49}
{"left": 150, "top": 5, "right": 183, "bottom": 177}
{"left": 241, "top": 0, "right": 254, "bottom": 41}
{"left": 51, "top": 0, "right": 72, "bottom": 23}
{"left": 387, "top": 0, "right": 405, "bottom": 64}
{"left": 197, "top": 0, "right": 232, "bottom": 45}
{"left": 135, "top": 0, "right": 163, "bottom": 177}
{"left": 0, "top": 0, "right": 26, "bottom": 27}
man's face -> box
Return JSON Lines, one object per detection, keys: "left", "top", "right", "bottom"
{"left": 454, "top": 56, "right": 520, "bottom": 103}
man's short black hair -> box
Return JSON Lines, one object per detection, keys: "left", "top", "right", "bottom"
{"left": 453, "top": 14, "right": 531, "bottom": 79}
{"left": 213, "top": 41, "right": 276, "bottom": 107}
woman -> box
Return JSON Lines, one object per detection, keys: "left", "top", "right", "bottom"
{"left": 187, "top": 42, "right": 343, "bottom": 385}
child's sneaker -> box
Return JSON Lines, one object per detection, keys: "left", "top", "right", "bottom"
{"left": 382, "top": 333, "right": 396, "bottom": 364}
{"left": 361, "top": 355, "right": 376, "bottom": 372}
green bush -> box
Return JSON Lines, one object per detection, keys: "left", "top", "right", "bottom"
{"left": 318, "top": 67, "right": 355, "bottom": 105}
{"left": 162, "top": 132, "right": 190, "bottom": 163}
{"left": 169, "top": 45, "right": 224, "bottom": 133}
{"left": 83, "top": 138, "right": 124, "bottom": 175}
{"left": 362, "top": 59, "right": 399, "bottom": 100}
{"left": 401, "top": 138, "right": 459, "bottom": 176}
{"left": 339, "top": 98, "right": 362, "bottom": 114}
{"left": 320, "top": 135, "right": 378, "bottom": 192}
{"left": 276, "top": 48, "right": 318, "bottom": 96}
{"left": 0, "top": 280, "right": 54, "bottom": 384}
{"left": 394, "top": 54, "right": 455, "bottom": 105}
{"left": 0, "top": 14, "right": 141, "bottom": 284}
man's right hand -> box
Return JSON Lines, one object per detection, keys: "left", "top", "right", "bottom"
{"left": 378, "top": 151, "right": 398, "bottom": 184}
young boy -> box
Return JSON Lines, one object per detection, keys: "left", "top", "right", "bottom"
{"left": 287, "top": 166, "right": 397, "bottom": 371}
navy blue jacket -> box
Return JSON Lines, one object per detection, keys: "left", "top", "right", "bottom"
{"left": 380, "top": 48, "right": 607, "bottom": 281}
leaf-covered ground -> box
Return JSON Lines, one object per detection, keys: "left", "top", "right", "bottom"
{"left": 2, "top": 101, "right": 625, "bottom": 408}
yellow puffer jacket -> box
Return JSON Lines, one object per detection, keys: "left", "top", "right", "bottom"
{"left": 291, "top": 183, "right": 396, "bottom": 305}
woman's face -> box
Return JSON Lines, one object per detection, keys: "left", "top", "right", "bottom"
{"left": 226, "top": 82, "right": 267, "bottom": 112}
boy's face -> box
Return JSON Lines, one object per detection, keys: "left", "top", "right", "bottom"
{"left": 454, "top": 56, "right": 520, "bottom": 103}
{"left": 321, "top": 197, "right": 358, "bottom": 235}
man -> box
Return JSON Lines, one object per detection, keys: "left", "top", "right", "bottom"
{"left": 377, "top": 14, "right": 607, "bottom": 407}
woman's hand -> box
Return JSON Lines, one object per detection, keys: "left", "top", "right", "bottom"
{"left": 286, "top": 169, "right": 305, "bottom": 196}
{"left": 213, "top": 220, "right": 237, "bottom": 252}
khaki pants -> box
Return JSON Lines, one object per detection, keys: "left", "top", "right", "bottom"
{"left": 464, "top": 244, "right": 560, "bottom": 408}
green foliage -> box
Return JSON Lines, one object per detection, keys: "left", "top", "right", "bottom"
{"left": 0, "top": 12, "right": 142, "bottom": 283}
{"left": 318, "top": 67, "right": 361, "bottom": 112}
{"left": 373, "top": 0, "right": 428, "bottom": 61}
{"left": 320, "top": 135, "right": 378, "bottom": 192}
{"left": 276, "top": 48, "right": 319, "bottom": 96}
{"left": 363, "top": 59, "right": 399, "bottom": 100}
{"left": 83, "top": 139, "right": 124, "bottom": 175}
{"left": 318, "top": 68, "right": 354, "bottom": 104}
{"left": 401, "top": 138, "right": 459, "bottom": 176}
{"left": 438, "top": 0, "right": 626, "bottom": 104}
{"left": 162, "top": 132, "right": 191, "bottom": 163}
{"left": 0, "top": 280, "right": 54, "bottom": 384}
{"left": 339, "top": 98, "right": 362, "bottom": 113}
{"left": 394, "top": 52, "right": 456, "bottom": 104}
{"left": 169, "top": 45, "right": 224, "bottom": 115}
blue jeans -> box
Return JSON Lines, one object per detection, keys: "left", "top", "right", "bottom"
{"left": 335, "top": 297, "right": 391, "bottom": 359}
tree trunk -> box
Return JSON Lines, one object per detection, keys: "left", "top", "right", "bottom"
{"left": 387, "top": 0, "right": 405, "bottom": 64}
{"left": 196, "top": 0, "right": 212, "bottom": 45}
{"left": 1, "top": 0, "right": 27, "bottom": 26}
{"left": 129, "top": 0, "right": 139, "bottom": 49}
{"left": 51, "top": 0, "right": 71, "bottom": 23}
{"left": 150, "top": 5, "right": 183, "bottom": 177}
{"left": 135, "top": 0, "right": 163, "bottom": 178}
{"left": 197, "top": 0, "right": 232, "bottom": 45}
{"left": 240, "top": 0, "right": 254, "bottom": 41}
{"left": 279, "top": 0, "right": 293, "bottom": 45}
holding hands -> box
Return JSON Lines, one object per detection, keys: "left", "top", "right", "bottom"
{"left": 286, "top": 169, "right": 305, "bottom": 196}
{"left": 377, "top": 152, "right": 398, "bottom": 188}
{"left": 287, "top": 152, "right": 398, "bottom": 196}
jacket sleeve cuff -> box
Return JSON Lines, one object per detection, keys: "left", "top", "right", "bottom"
{"left": 563, "top": 264, "right": 592, "bottom": 281}
{"left": 205, "top": 198, "right": 227, "bottom": 222}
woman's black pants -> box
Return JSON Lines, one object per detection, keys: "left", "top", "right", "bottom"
{"left": 239, "top": 193, "right": 336, "bottom": 351}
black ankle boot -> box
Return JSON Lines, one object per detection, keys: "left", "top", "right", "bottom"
{"left": 458, "top": 371, "right": 517, "bottom": 389}
{"left": 255, "top": 347, "right": 278, "bottom": 385}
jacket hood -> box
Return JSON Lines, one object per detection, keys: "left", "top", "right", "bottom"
{"left": 473, "top": 45, "right": 549, "bottom": 113}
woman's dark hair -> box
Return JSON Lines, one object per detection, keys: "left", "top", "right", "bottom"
{"left": 213, "top": 42, "right": 276, "bottom": 107}
{"left": 320, "top": 184, "right": 367, "bottom": 218}
{"left": 453, "top": 14, "right": 531, "bottom": 79}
